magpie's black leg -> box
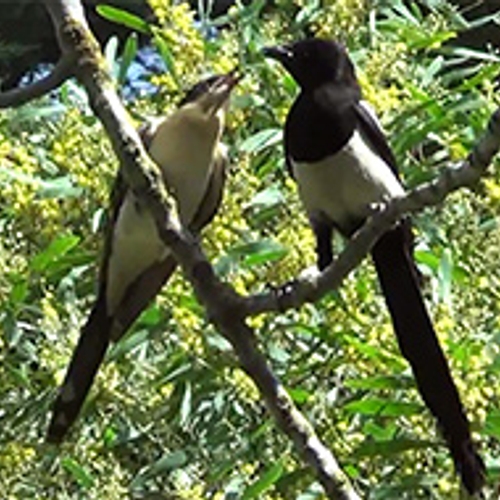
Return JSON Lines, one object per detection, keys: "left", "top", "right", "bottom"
{"left": 310, "top": 215, "right": 333, "bottom": 271}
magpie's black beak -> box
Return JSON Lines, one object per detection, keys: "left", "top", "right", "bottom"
{"left": 262, "top": 45, "right": 292, "bottom": 63}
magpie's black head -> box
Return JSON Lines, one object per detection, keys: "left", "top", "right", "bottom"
{"left": 263, "top": 38, "right": 359, "bottom": 91}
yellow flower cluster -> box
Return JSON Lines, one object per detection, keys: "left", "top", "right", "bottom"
{"left": 148, "top": 1, "right": 205, "bottom": 93}
{"left": 39, "top": 292, "right": 63, "bottom": 335}
{"left": 0, "top": 108, "right": 116, "bottom": 247}
{"left": 227, "top": 366, "right": 260, "bottom": 402}
{"left": 483, "top": 178, "right": 500, "bottom": 207}
{"left": 50, "top": 109, "right": 114, "bottom": 194}
{"left": 358, "top": 42, "right": 409, "bottom": 114}
{"left": 314, "top": 0, "right": 367, "bottom": 40}
{"left": 0, "top": 442, "right": 36, "bottom": 481}
{"left": 0, "top": 134, "right": 40, "bottom": 217}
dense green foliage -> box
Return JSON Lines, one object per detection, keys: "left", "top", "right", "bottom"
{"left": 1, "top": 1, "right": 500, "bottom": 498}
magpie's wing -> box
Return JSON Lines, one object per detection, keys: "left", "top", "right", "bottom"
{"left": 354, "top": 100, "right": 399, "bottom": 178}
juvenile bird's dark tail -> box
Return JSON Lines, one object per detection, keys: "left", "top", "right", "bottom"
{"left": 46, "top": 297, "right": 112, "bottom": 443}
{"left": 371, "top": 224, "right": 485, "bottom": 495}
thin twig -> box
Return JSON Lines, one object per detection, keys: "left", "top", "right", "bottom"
{"left": 0, "top": 55, "right": 75, "bottom": 108}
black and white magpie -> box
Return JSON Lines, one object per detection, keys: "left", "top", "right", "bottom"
{"left": 263, "top": 38, "right": 484, "bottom": 495}
{"left": 47, "top": 72, "right": 239, "bottom": 443}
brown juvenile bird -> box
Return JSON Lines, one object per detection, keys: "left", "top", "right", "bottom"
{"left": 47, "top": 72, "right": 239, "bottom": 442}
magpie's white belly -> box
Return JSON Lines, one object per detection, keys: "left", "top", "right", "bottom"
{"left": 292, "top": 129, "right": 405, "bottom": 233}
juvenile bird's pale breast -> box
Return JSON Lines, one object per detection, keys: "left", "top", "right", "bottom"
{"left": 148, "top": 113, "right": 220, "bottom": 225}
{"left": 106, "top": 192, "right": 169, "bottom": 314}
{"left": 292, "top": 129, "right": 404, "bottom": 234}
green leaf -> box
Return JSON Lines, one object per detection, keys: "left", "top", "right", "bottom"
{"left": 296, "top": 481, "right": 325, "bottom": 500}
{"left": 61, "top": 457, "right": 95, "bottom": 488}
{"left": 344, "top": 398, "right": 385, "bottom": 416}
{"left": 239, "top": 128, "right": 282, "bottom": 154}
{"left": 352, "top": 438, "right": 433, "bottom": 458}
{"left": 362, "top": 421, "right": 397, "bottom": 441}
{"left": 288, "top": 387, "right": 311, "bottom": 404}
{"left": 484, "top": 409, "right": 500, "bottom": 439}
{"left": 154, "top": 363, "right": 193, "bottom": 388}
{"left": 30, "top": 234, "right": 80, "bottom": 273}
{"left": 37, "top": 176, "right": 82, "bottom": 199}
{"left": 137, "top": 304, "right": 163, "bottom": 326}
{"left": 237, "top": 239, "right": 288, "bottom": 267}
{"left": 241, "top": 461, "right": 284, "bottom": 499}
{"left": 102, "top": 426, "right": 118, "bottom": 447}
{"left": 96, "top": 5, "right": 150, "bottom": 33}
{"left": 344, "top": 398, "right": 421, "bottom": 417}
{"left": 104, "top": 35, "right": 119, "bottom": 77}
{"left": 119, "top": 32, "right": 138, "bottom": 85}
{"left": 414, "top": 249, "right": 440, "bottom": 273}
{"left": 344, "top": 375, "right": 413, "bottom": 391}
{"left": 108, "top": 329, "right": 149, "bottom": 360}
{"left": 246, "top": 185, "right": 285, "bottom": 211}
{"left": 437, "top": 247, "right": 453, "bottom": 304}
{"left": 0, "top": 166, "right": 37, "bottom": 188}
{"left": 153, "top": 33, "right": 178, "bottom": 82}
{"left": 446, "top": 46, "right": 500, "bottom": 63}
{"left": 219, "top": 239, "right": 289, "bottom": 271}
{"left": 295, "top": 0, "right": 320, "bottom": 25}
{"left": 180, "top": 381, "right": 192, "bottom": 427}
{"left": 8, "top": 279, "right": 28, "bottom": 307}
{"left": 420, "top": 55, "right": 444, "bottom": 88}
{"left": 0, "top": 167, "right": 81, "bottom": 199}
{"left": 131, "top": 451, "right": 188, "bottom": 487}
{"left": 9, "top": 102, "right": 66, "bottom": 124}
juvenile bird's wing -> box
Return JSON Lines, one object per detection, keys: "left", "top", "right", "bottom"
{"left": 189, "top": 148, "right": 227, "bottom": 232}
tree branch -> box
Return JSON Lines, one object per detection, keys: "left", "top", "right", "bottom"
{"left": 0, "top": 55, "right": 75, "bottom": 108}
{"left": 31, "top": 0, "right": 500, "bottom": 495}
{"left": 40, "top": 0, "right": 360, "bottom": 498}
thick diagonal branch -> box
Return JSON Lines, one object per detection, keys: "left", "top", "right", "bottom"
{"left": 40, "top": 1, "right": 360, "bottom": 498}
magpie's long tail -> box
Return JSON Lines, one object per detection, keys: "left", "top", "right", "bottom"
{"left": 371, "top": 223, "right": 485, "bottom": 495}
{"left": 46, "top": 297, "right": 112, "bottom": 443}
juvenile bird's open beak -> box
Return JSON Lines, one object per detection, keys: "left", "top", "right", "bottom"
{"left": 203, "top": 69, "right": 241, "bottom": 115}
